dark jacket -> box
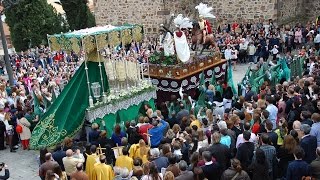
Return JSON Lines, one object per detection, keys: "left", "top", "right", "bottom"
{"left": 236, "top": 142, "right": 254, "bottom": 171}
{"left": 248, "top": 161, "right": 271, "bottom": 180}
{"left": 310, "top": 157, "right": 320, "bottom": 179}
{"left": 276, "top": 147, "right": 295, "bottom": 178}
{"left": 52, "top": 150, "right": 66, "bottom": 171}
{"left": 267, "top": 131, "right": 278, "bottom": 147}
{"left": 152, "top": 156, "right": 169, "bottom": 173}
{"left": 221, "top": 168, "right": 250, "bottom": 180}
{"left": 286, "top": 160, "right": 310, "bottom": 180}
{"left": 0, "top": 169, "right": 9, "bottom": 180}
{"left": 175, "top": 170, "right": 194, "bottom": 180}
{"left": 208, "top": 143, "right": 232, "bottom": 171}
{"left": 300, "top": 135, "right": 317, "bottom": 163}
{"left": 201, "top": 161, "right": 222, "bottom": 180}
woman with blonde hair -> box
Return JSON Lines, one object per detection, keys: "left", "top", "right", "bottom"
{"left": 163, "top": 171, "right": 174, "bottom": 180}
{"left": 197, "top": 130, "right": 209, "bottom": 151}
{"left": 2, "top": 112, "right": 14, "bottom": 152}
{"left": 172, "top": 124, "right": 181, "bottom": 137}
{"left": 205, "top": 109, "right": 214, "bottom": 125}
{"left": 130, "top": 139, "right": 150, "bottom": 164}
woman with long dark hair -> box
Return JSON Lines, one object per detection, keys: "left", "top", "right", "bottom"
{"left": 141, "top": 162, "right": 163, "bottom": 180}
{"left": 248, "top": 148, "right": 271, "bottom": 180}
{"left": 276, "top": 135, "right": 296, "bottom": 179}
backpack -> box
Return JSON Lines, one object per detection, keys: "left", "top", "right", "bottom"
{"left": 16, "top": 124, "right": 23, "bottom": 134}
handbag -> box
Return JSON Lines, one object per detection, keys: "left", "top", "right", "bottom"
{"left": 16, "top": 124, "right": 23, "bottom": 134}
{"left": 231, "top": 172, "right": 239, "bottom": 180}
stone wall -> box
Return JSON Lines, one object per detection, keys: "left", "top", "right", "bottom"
{"left": 94, "top": 0, "right": 319, "bottom": 34}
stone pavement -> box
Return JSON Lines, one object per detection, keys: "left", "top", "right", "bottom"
{"left": 0, "top": 147, "right": 39, "bottom": 179}
{"left": 0, "top": 63, "right": 249, "bottom": 179}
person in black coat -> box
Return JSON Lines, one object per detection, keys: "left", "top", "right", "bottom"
{"left": 265, "top": 120, "right": 278, "bottom": 148}
{"left": 96, "top": 130, "right": 115, "bottom": 166}
{"left": 236, "top": 131, "right": 254, "bottom": 171}
{"left": 276, "top": 135, "right": 296, "bottom": 179}
{"left": 208, "top": 132, "right": 232, "bottom": 171}
{"left": 0, "top": 163, "right": 9, "bottom": 180}
{"left": 201, "top": 151, "right": 222, "bottom": 180}
{"left": 248, "top": 148, "right": 271, "bottom": 180}
{"left": 52, "top": 144, "right": 66, "bottom": 171}
{"left": 300, "top": 124, "right": 317, "bottom": 164}
{"left": 286, "top": 146, "right": 311, "bottom": 180}
{"left": 0, "top": 121, "right": 5, "bottom": 150}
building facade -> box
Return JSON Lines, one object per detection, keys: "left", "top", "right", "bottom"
{"left": 94, "top": 0, "right": 320, "bottom": 34}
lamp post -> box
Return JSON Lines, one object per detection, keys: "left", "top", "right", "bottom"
{"left": 1, "top": 0, "right": 21, "bottom": 86}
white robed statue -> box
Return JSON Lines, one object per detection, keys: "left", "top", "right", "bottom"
{"left": 163, "top": 32, "right": 175, "bottom": 56}
{"left": 173, "top": 14, "right": 193, "bottom": 63}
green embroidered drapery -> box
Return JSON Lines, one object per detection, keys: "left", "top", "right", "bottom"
{"left": 93, "top": 98, "right": 155, "bottom": 137}
{"left": 30, "top": 61, "right": 109, "bottom": 149}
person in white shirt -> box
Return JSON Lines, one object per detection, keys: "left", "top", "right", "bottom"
{"left": 309, "top": 58, "right": 315, "bottom": 75}
{"left": 236, "top": 122, "right": 257, "bottom": 148}
{"left": 239, "top": 39, "right": 248, "bottom": 63}
{"left": 248, "top": 42, "right": 256, "bottom": 63}
{"left": 270, "top": 45, "right": 279, "bottom": 61}
{"left": 62, "top": 149, "right": 85, "bottom": 177}
{"left": 314, "top": 32, "right": 320, "bottom": 51}
{"left": 224, "top": 45, "right": 232, "bottom": 60}
{"left": 266, "top": 96, "right": 278, "bottom": 130}
{"left": 231, "top": 47, "right": 238, "bottom": 70}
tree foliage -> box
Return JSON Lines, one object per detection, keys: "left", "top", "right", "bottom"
{"left": 4, "top": 0, "right": 67, "bottom": 51}
{"left": 60, "top": 0, "right": 96, "bottom": 31}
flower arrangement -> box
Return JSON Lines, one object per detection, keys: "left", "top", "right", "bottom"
{"left": 87, "top": 80, "right": 155, "bottom": 111}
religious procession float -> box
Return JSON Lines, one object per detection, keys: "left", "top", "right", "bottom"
{"left": 146, "top": 3, "right": 227, "bottom": 104}
{"left": 30, "top": 2, "right": 229, "bottom": 149}
{"left": 30, "top": 24, "right": 155, "bottom": 149}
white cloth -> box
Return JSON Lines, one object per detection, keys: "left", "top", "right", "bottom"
{"left": 223, "top": 98, "right": 232, "bottom": 109}
{"left": 315, "top": 34, "right": 320, "bottom": 43}
{"left": 163, "top": 32, "right": 175, "bottom": 56}
{"left": 236, "top": 133, "right": 258, "bottom": 148}
{"left": 270, "top": 48, "right": 279, "bottom": 55}
{"left": 248, "top": 45, "right": 256, "bottom": 55}
{"left": 224, "top": 49, "right": 232, "bottom": 60}
{"left": 174, "top": 32, "right": 190, "bottom": 63}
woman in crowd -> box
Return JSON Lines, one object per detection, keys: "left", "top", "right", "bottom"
{"left": 221, "top": 158, "right": 250, "bottom": 180}
{"left": 111, "top": 124, "right": 127, "bottom": 146}
{"left": 248, "top": 148, "right": 271, "bottom": 180}
{"left": 18, "top": 117, "right": 31, "bottom": 150}
{"left": 141, "top": 162, "right": 163, "bottom": 180}
{"left": 277, "top": 134, "right": 297, "bottom": 178}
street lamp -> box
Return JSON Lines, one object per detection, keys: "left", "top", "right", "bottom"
{"left": 0, "top": 0, "right": 20, "bottom": 86}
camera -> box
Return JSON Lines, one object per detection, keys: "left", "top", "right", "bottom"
{"left": 0, "top": 162, "right": 4, "bottom": 167}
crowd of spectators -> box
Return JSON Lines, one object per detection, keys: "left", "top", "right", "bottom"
{"left": 0, "top": 18, "right": 320, "bottom": 180}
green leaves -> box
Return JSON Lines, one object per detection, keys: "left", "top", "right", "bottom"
{"left": 60, "top": 0, "right": 96, "bottom": 31}
{"left": 5, "top": 0, "right": 67, "bottom": 51}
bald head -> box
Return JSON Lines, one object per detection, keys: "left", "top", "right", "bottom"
{"left": 76, "top": 163, "right": 83, "bottom": 171}
{"left": 99, "top": 155, "right": 106, "bottom": 163}
{"left": 45, "top": 153, "right": 52, "bottom": 161}
{"left": 66, "top": 149, "right": 73, "bottom": 157}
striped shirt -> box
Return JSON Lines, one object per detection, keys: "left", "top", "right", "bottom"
{"left": 259, "top": 144, "right": 276, "bottom": 173}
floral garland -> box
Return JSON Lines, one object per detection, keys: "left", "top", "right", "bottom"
{"left": 86, "top": 81, "right": 155, "bottom": 122}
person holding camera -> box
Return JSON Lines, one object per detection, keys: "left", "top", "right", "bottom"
{"left": 0, "top": 163, "right": 9, "bottom": 180}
